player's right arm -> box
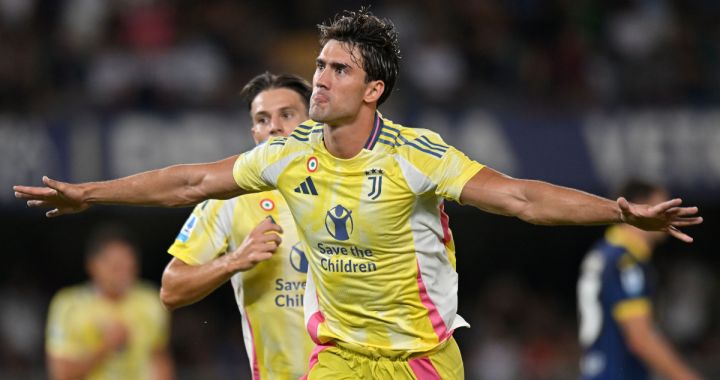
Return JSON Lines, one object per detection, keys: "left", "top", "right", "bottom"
{"left": 160, "top": 218, "right": 282, "bottom": 311}
{"left": 14, "top": 155, "right": 243, "bottom": 217}
{"left": 619, "top": 314, "right": 703, "bottom": 380}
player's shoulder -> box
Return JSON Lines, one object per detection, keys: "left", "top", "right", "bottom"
{"left": 267, "top": 119, "right": 323, "bottom": 150}
{"left": 392, "top": 124, "right": 452, "bottom": 160}
{"left": 50, "top": 284, "right": 94, "bottom": 308}
{"left": 193, "top": 198, "right": 235, "bottom": 218}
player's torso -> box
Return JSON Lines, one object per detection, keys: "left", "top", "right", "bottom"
{"left": 579, "top": 244, "right": 650, "bottom": 380}
{"left": 275, "top": 135, "right": 452, "bottom": 349}
{"left": 70, "top": 285, "right": 163, "bottom": 379}
{"left": 224, "top": 192, "right": 313, "bottom": 379}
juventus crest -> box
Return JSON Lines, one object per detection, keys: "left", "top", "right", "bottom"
{"left": 365, "top": 168, "right": 383, "bottom": 200}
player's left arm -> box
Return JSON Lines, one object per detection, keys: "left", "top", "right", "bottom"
{"left": 459, "top": 167, "right": 702, "bottom": 242}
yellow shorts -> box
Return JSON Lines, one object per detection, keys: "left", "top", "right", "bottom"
{"left": 302, "top": 337, "right": 463, "bottom": 380}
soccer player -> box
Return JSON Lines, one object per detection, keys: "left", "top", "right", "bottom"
{"left": 17, "top": 8, "right": 702, "bottom": 379}
{"left": 159, "top": 72, "right": 314, "bottom": 380}
{"left": 577, "top": 180, "right": 703, "bottom": 380}
{"left": 46, "top": 225, "right": 174, "bottom": 380}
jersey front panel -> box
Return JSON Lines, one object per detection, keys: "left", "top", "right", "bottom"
{"left": 233, "top": 114, "right": 484, "bottom": 354}
{"left": 577, "top": 226, "right": 652, "bottom": 380}
{"left": 168, "top": 191, "right": 313, "bottom": 380}
{"left": 46, "top": 283, "right": 169, "bottom": 380}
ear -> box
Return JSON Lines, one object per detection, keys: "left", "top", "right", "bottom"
{"left": 363, "top": 80, "right": 385, "bottom": 104}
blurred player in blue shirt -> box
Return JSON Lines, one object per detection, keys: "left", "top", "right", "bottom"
{"left": 577, "top": 180, "right": 702, "bottom": 380}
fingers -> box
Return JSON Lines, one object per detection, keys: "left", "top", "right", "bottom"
{"left": 43, "top": 176, "right": 63, "bottom": 190}
{"left": 651, "top": 198, "right": 683, "bottom": 213}
{"left": 253, "top": 229, "right": 282, "bottom": 246}
{"left": 13, "top": 186, "right": 57, "bottom": 199}
{"left": 670, "top": 217, "right": 703, "bottom": 227}
{"left": 617, "top": 197, "right": 630, "bottom": 211}
{"left": 666, "top": 206, "right": 699, "bottom": 217}
{"left": 27, "top": 200, "right": 49, "bottom": 208}
{"left": 668, "top": 226, "right": 693, "bottom": 244}
{"left": 251, "top": 217, "right": 284, "bottom": 235}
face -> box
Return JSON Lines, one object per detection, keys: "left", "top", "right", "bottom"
{"left": 250, "top": 88, "right": 309, "bottom": 144}
{"left": 310, "top": 40, "right": 378, "bottom": 124}
{"left": 87, "top": 241, "right": 139, "bottom": 299}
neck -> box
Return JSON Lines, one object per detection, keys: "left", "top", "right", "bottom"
{"left": 323, "top": 106, "right": 377, "bottom": 159}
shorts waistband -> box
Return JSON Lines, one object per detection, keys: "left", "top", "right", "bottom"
{"left": 333, "top": 337, "right": 453, "bottom": 361}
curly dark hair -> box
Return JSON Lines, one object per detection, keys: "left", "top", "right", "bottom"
{"left": 318, "top": 7, "right": 401, "bottom": 105}
{"left": 239, "top": 72, "right": 312, "bottom": 110}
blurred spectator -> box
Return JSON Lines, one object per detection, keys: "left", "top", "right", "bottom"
{"left": 45, "top": 225, "right": 174, "bottom": 380}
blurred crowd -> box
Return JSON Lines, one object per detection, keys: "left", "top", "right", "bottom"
{"left": 1, "top": 0, "right": 720, "bottom": 115}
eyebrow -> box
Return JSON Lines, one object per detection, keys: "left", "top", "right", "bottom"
{"left": 316, "top": 58, "right": 351, "bottom": 72}
{"left": 253, "top": 106, "right": 300, "bottom": 118}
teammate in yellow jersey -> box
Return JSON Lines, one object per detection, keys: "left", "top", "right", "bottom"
{"left": 17, "top": 8, "right": 703, "bottom": 380}
{"left": 159, "top": 72, "right": 314, "bottom": 380}
{"left": 46, "top": 225, "right": 174, "bottom": 380}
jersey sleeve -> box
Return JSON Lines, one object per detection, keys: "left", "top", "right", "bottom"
{"left": 604, "top": 255, "right": 651, "bottom": 321}
{"left": 396, "top": 129, "right": 484, "bottom": 202}
{"left": 233, "top": 137, "right": 294, "bottom": 192}
{"left": 45, "top": 290, "right": 85, "bottom": 359}
{"left": 167, "top": 199, "right": 232, "bottom": 265}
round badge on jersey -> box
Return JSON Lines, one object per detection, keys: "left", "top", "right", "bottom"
{"left": 260, "top": 199, "right": 275, "bottom": 211}
{"left": 307, "top": 157, "right": 319, "bottom": 172}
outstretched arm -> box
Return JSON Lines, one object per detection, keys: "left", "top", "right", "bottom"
{"left": 160, "top": 218, "right": 282, "bottom": 311}
{"left": 14, "top": 155, "right": 243, "bottom": 217}
{"left": 460, "top": 168, "right": 702, "bottom": 242}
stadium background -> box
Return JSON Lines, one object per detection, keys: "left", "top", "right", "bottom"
{"left": 1, "top": 0, "right": 719, "bottom": 379}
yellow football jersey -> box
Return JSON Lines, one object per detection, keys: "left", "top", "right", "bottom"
{"left": 45, "top": 282, "right": 169, "bottom": 380}
{"left": 168, "top": 191, "right": 313, "bottom": 380}
{"left": 233, "top": 113, "right": 484, "bottom": 355}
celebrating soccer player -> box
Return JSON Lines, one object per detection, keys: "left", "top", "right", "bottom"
{"left": 159, "top": 72, "right": 314, "bottom": 380}
{"left": 16, "top": 8, "right": 702, "bottom": 380}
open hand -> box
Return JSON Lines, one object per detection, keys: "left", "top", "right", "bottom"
{"left": 13, "top": 176, "right": 89, "bottom": 217}
{"left": 618, "top": 197, "right": 702, "bottom": 243}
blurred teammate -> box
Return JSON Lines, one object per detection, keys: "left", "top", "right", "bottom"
{"left": 577, "top": 181, "right": 702, "bottom": 380}
{"left": 159, "top": 72, "right": 314, "bottom": 380}
{"left": 46, "top": 225, "right": 174, "bottom": 380}
{"left": 17, "top": 8, "right": 702, "bottom": 380}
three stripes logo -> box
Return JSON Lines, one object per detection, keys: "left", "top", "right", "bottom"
{"left": 294, "top": 176, "right": 318, "bottom": 195}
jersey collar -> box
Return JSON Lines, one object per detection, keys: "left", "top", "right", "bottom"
{"left": 362, "top": 112, "right": 383, "bottom": 151}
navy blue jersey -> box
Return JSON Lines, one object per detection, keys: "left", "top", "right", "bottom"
{"left": 577, "top": 226, "right": 653, "bottom": 380}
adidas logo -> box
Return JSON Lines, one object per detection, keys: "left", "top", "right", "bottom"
{"left": 294, "top": 176, "right": 318, "bottom": 195}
